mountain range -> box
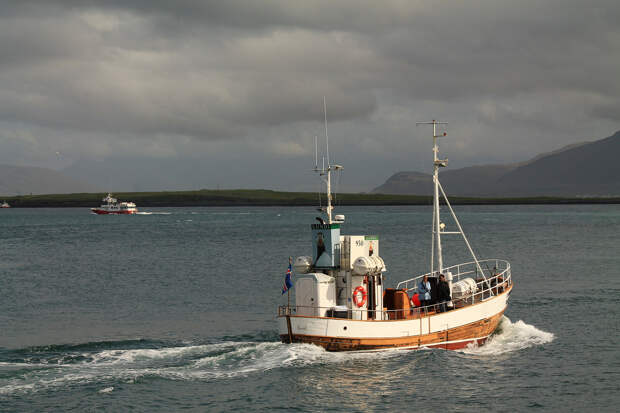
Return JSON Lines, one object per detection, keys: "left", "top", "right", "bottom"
{"left": 372, "top": 130, "right": 620, "bottom": 197}
{"left": 1, "top": 130, "right": 619, "bottom": 197}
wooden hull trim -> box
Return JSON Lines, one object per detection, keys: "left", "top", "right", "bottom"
{"left": 280, "top": 310, "right": 504, "bottom": 352}
{"left": 280, "top": 334, "right": 490, "bottom": 351}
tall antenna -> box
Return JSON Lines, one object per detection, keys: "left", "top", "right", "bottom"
{"left": 314, "top": 135, "right": 318, "bottom": 170}
{"left": 324, "top": 96, "right": 330, "bottom": 167}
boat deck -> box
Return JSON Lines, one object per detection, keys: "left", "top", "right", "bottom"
{"left": 279, "top": 259, "right": 512, "bottom": 322}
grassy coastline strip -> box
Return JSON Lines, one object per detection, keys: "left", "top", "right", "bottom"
{"left": 2, "top": 189, "right": 620, "bottom": 207}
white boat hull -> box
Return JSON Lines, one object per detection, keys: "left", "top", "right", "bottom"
{"left": 278, "top": 285, "right": 511, "bottom": 351}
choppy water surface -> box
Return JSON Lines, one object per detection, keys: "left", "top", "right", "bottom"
{"left": 0, "top": 205, "right": 618, "bottom": 411}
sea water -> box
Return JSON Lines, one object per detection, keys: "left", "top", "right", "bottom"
{"left": 0, "top": 205, "right": 618, "bottom": 411}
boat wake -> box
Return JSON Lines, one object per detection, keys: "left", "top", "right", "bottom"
{"left": 0, "top": 337, "right": 400, "bottom": 396}
{"left": 460, "top": 316, "right": 554, "bottom": 356}
{"left": 0, "top": 319, "right": 552, "bottom": 396}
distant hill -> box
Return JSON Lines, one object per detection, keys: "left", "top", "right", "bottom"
{"left": 0, "top": 164, "right": 96, "bottom": 196}
{"left": 372, "top": 130, "right": 620, "bottom": 196}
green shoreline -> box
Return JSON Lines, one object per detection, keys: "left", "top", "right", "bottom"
{"left": 2, "top": 189, "right": 620, "bottom": 207}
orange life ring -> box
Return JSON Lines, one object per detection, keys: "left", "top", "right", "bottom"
{"left": 353, "top": 286, "right": 367, "bottom": 307}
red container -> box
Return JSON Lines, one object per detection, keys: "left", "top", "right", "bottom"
{"left": 411, "top": 293, "right": 421, "bottom": 307}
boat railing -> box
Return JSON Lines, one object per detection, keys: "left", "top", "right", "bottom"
{"left": 278, "top": 304, "right": 442, "bottom": 320}
{"left": 396, "top": 258, "right": 511, "bottom": 293}
{"left": 278, "top": 270, "right": 511, "bottom": 320}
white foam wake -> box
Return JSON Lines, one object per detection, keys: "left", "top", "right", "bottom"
{"left": 4, "top": 321, "right": 552, "bottom": 396}
{"left": 460, "top": 316, "right": 554, "bottom": 355}
{"left": 0, "top": 340, "right": 406, "bottom": 396}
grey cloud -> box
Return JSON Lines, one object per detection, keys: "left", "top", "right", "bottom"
{"left": 3, "top": 1, "right": 421, "bottom": 32}
{"left": 0, "top": 12, "right": 380, "bottom": 138}
{"left": 0, "top": 0, "right": 618, "bottom": 191}
{"left": 591, "top": 100, "right": 620, "bottom": 121}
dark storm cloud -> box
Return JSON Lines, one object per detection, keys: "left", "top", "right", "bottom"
{"left": 0, "top": 1, "right": 618, "bottom": 190}
{"left": 0, "top": 3, "right": 381, "bottom": 138}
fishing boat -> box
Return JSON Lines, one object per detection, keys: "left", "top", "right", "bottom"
{"left": 91, "top": 193, "right": 138, "bottom": 215}
{"left": 277, "top": 119, "right": 513, "bottom": 351}
{"left": 1, "top": 201, "right": 9, "bottom": 208}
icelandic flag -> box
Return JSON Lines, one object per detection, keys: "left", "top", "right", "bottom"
{"left": 282, "top": 261, "right": 293, "bottom": 295}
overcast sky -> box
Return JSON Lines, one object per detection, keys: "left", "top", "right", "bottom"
{"left": 1, "top": 0, "right": 619, "bottom": 192}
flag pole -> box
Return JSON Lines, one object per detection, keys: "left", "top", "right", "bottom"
{"left": 287, "top": 256, "right": 292, "bottom": 312}
{"left": 286, "top": 256, "right": 294, "bottom": 343}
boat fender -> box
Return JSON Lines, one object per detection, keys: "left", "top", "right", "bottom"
{"left": 353, "top": 286, "right": 367, "bottom": 308}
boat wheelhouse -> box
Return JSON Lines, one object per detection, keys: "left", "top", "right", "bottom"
{"left": 277, "top": 119, "right": 513, "bottom": 351}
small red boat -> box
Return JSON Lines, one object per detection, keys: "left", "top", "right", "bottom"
{"left": 91, "top": 194, "right": 137, "bottom": 215}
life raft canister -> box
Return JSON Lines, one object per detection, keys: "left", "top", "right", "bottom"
{"left": 353, "top": 286, "right": 368, "bottom": 307}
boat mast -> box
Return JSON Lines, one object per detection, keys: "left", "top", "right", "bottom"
{"left": 316, "top": 97, "right": 342, "bottom": 224}
{"left": 324, "top": 97, "right": 333, "bottom": 224}
{"left": 417, "top": 120, "right": 447, "bottom": 274}
{"left": 432, "top": 121, "right": 444, "bottom": 274}
{"left": 416, "top": 120, "right": 491, "bottom": 294}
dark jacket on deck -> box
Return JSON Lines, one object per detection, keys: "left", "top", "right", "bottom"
{"left": 438, "top": 280, "right": 451, "bottom": 302}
